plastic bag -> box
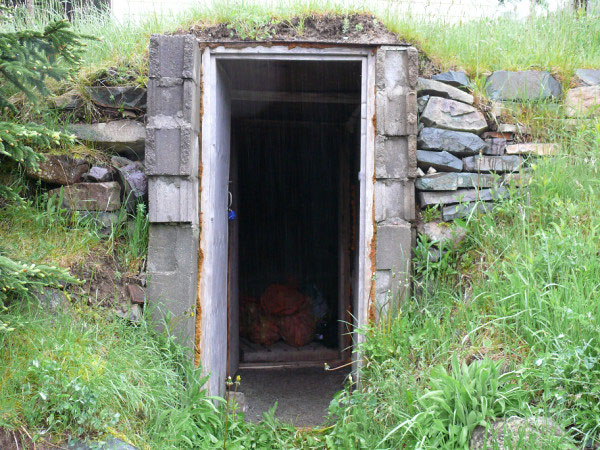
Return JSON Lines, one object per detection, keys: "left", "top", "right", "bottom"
{"left": 278, "top": 304, "right": 316, "bottom": 347}
{"left": 260, "top": 284, "right": 308, "bottom": 316}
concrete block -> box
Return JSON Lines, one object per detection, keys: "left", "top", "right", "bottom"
{"left": 147, "top": 78, "right": 201, "bottom": 127}
{"left": 376, "top": 222, "right": 412, "bottom": 273}
{"left": 146, "top": 270, "right": 197, "bottom": 349}
{"left": 375, "top": 180, "right": 415, "bottom": 222}
{"left": 149, "top": 34, "right": 201, "bottom": 80}
{"left": 147, "top": 223, "right": 199, "bottom": 272}
{"left": 376, "top": 89, "right": 418, "bottom": 137}
{"left": 145, "top": 123, "right": 199, "bottom": 176}
{"left": 375, "top": 136, "right": 411, "bottom": 179}
{"left": 148, "top": 176, "right": 198, "bottom": 223}
{"left": 376, "top": 46, "right": 418, "bottom": 91}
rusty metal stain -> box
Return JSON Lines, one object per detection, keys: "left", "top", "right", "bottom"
{"left": 194, "top": 60, "right": 204, "bottom": 369}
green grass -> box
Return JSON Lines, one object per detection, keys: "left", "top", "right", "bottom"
{"left": 2, "top": 1, "right": 600, "bottom": 448}
{"left": 5, "top": 0, "right": 600, "bottom": 87}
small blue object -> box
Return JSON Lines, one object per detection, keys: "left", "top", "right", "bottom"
{"left": 228, "top": 209, "right": 236, "bottom": 221}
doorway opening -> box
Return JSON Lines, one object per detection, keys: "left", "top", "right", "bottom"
{"left": 220, "top": 58, "right": 363, "bottom": 375}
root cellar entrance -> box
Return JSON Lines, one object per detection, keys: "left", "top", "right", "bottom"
{"left": 147, "top": 38, "right": 417, "bottom": 403}
{"left": 223, "top": 58, "right": 362, "bottom": 372}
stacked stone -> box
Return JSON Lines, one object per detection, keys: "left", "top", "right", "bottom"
{"left": 416, "top": 73, "right": 520, "bottom": 222}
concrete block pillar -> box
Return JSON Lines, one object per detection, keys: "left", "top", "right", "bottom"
{"left": 374, "top": 46, "right": 418, "bottom": 315}
{"left": 146, "top": 34, "right": 202, "bottom": 353}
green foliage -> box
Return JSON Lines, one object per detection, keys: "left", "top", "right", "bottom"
{"left": 0, "top": 121, "right": 75, "bottom": 170}
{"left": 409, "top": 357, "right": 526, "bottom": 449}
{"left": 0, "top": 17, "right": 88, "bottom": 108}
{"left": 0, "top": 253, "right": 77, "bottom": 304}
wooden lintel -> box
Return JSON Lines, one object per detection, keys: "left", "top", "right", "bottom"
{"left": 231, "top": 89, "right": 359, "bottom": 104}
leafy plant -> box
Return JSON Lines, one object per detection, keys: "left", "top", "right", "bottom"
{"left": 406, "top": 357, "right": 526, "bottom": 449}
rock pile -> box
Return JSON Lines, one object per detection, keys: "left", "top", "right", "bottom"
{"left": 416, "top": 70, "right": 562, "bottom": 257}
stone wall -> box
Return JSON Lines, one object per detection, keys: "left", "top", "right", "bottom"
{"left": 414, "top": 68, "right": 600, "bottom": 255}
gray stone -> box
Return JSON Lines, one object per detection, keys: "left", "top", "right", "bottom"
{"left": 442, "top": 201, "right": 492, "bottom": 221}
{"left": 456, "top": 172, "right": 499, "bottom": 188}
{"left": 49, "top": 182, "right": 121, "bottom": 212}
{"left": 79, "top": 211, "right": 121, "bottom": 230}
{"left": 116, "top": 304, "right": 143, "bottom": 323}
{"left": 417, "top": 78, "right": 474, "bottom": 104}
{"left": 427, "top": 167, "right": 437, "bottom": 175}
{"left": 117, "top": 163, "right": 147, "bottom": 211}
{"left": 375, "top": 180, "right": 415, "bottom": 222}
{"left": 470, "top": 416, "right": 566, "bottom": 450}
{"left": 418, "top": 127, "right": 488, "bottom": 156}
{"left": 432, "top": 71, "right": 470, "bottom": 90}
{"left": 417, "top": 150, "right": 462, "bottom": 172}
{"left": 421, "top": 97, "right": 488, "bottom": 134}
{"left": 416, "top": 167, "right": 426, "bottom": 177}
{"left": 575, "top": 69, "right": 600, "bottom": 86}
{"left": 505, "top": 143, "right": 558, "bottom": 156}
{"left": 418, "top": 221, "right": 466, "bottom": 247}
{"left": 375, "top": 222, "right": 413, "bottom": 273}
{"left": 564, "top": 85, "right": 600, "bottom": 117}
{"left": 484, "top": 137, "right": 507, "bottom": 156}
{"left": 463, "top": 155, "right": 521, "bottom": 173}
{"left": 417, "top": 95, "right": 429, "bottom": 115}
{"left": 418, "top": 187, "right": 507, "bottom": 207}
{"left": 83, "top": 166, "right": 112, "bottom": 182}
{"left": 68, "top": 438, "right": 137, "bottom": 450}
{"left": 33, "top": 288, "right": 69, "bottom": 312}
{"left": 50, "top": 90, "right": 83, "bottom": 110}
{"left": 26, "top": 154, "right": 89, "bottom": 186}
{"left": 68, "top": 120, "right": 146, "bottom": 160}
{"left": 485, "top": 70, "right": 562, "bottom": 101}
{"left": 415, "top": 173, "right": 458, "bottom": 191}
{"left": 86, "top": 86, "right": 147, "bottom": 112}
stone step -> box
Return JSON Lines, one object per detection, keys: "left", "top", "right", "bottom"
{"left": 418, "top": 127, "right": 488, "bottom": 156}
{"left": 49, "top": 182, "right": 121, "bottom": 212}
{"left": 442, "top": 201, "right": 493, "bottom": 221}
{"left": 68, "top": 120, "right": 145, "bottom": 160}
{"left": 417, "top": 78, "right": 474, "bottom": 105}
{"left": 505, "top": 143, "right": 558, "bottom": 156}
{"left": 420, "top": 97, "right": 488, "bottom": 134}
{"left": 463, "top": 155, "right": 521, "bottom": 173}
{"left": 418, "top": 187, "right": 507, "bottom": 207}
{"left": 417, "top": 150, "right": 462, "bottom": 172}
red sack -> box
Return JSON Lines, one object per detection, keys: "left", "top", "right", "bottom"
{"left": 278, "top": 305, "right": 316, "bottom": 347}
{"left": 249, "top": 313, "right": 280, "bottom": 346}
{"left": 260, "top": 284, "right": 308, "bottom": 316}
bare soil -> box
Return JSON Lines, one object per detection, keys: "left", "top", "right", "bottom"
{"left": 183, "top": 13, "right": 403, "bottom": 45}
{"left": 0, "top": 428, "right": 62, "bottom": 450}
{"left": 69, "top": 253, "right": 140, "bottom": 313}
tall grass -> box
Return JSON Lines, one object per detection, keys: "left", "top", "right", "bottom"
{"left": 4, "top": 0, "right": 600, "bottom": 83}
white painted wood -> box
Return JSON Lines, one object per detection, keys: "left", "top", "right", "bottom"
{"left": 353, "top": 52, "right": 376, "bottom": 376}
{"left": 198, "top": 50, "right": 231, "bottom": 397}
{"left": 208, "top": 45, "right": 372, "bottom": 58}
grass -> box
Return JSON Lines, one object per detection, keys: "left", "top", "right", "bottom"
{"left": 4, "top": 0, "right": 600, "bottom": 88}
{"left": 2, "top": 0, "right": 600, "bottom": 448}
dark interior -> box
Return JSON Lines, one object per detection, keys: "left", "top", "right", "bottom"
{"left": 220, "top": 59, "right": 362, "bottom": 365}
